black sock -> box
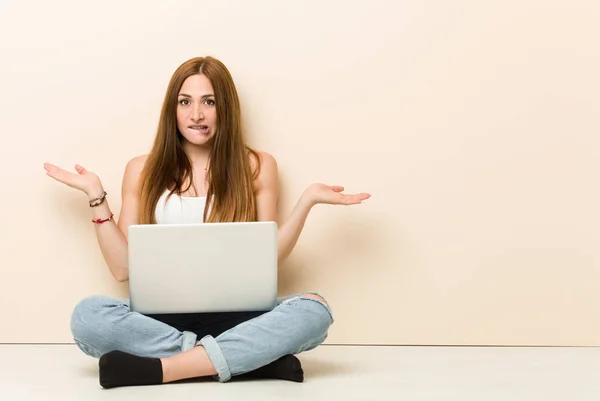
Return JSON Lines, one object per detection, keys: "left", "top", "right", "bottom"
{"left": 98, "top": 350, "right": 303, "bottom": 388}
{"left": 240, "top": 355, "right": 304, "bottom": 382}
{"left": 98, "top": 350, "right": 163, "bottom": 389}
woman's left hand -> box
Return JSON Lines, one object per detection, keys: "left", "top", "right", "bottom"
{"left": 302, "top": 183, "right": 371, "bottom": 207}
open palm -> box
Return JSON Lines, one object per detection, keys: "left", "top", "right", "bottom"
{"left": 44, "top": 163, "right": 101, "bottom": 196}
{"left": 304, "top": 183, "right": 371, "bottom": 206}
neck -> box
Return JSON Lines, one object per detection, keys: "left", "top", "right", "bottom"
{"left": 182, "top": 140, "right": 211, "bottom": 169}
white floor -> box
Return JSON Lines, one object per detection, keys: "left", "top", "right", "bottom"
{"left": 1, "top": 344, "right": 599, "bottom": 401}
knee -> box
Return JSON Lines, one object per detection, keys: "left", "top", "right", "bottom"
{"left": 70, "top": 295, "right": 122, "bottom": 342}
{"left": 299, "top": 293, "right": 330, "bottom": 310}
{"left": 298, "top": 292, "right": 334, "bottom": 327}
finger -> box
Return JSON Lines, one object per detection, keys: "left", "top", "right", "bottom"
{"left": 51, "top": 168, "right": 76, "bottom": 184}
{"left": 45, "top": 163, "right": 68, "bottom": 173}
{"left": 75, "top": 164, "right": 86, "bottom": 174}
{"left": 348, "top": 192, "right": 370, "bottom": 199}
{"left": 343, "top": 194, "right": 371, "bottom": 204}
{"left": 43, "top": 162, "right": 58, "bottom": 172}
{"left": 46, "top": 171, "right": 60, "bottom": 181}
{"left": 328, "top": 185, "right": 344, "bottom": 192}
{"left": 45, "top": 169, "right": 63, "bottom": 181}
{"left": 47, "top": 169, "right": 65, "bottom": 181}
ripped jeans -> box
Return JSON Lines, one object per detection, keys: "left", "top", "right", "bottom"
{"left": 70, "top": 293, "right": 334, "bottom": 382}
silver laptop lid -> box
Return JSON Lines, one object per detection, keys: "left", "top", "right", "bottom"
{"left": 127, "top": 221, "right": 278, "bottom": 314}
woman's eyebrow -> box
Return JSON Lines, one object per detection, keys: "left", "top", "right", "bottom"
{"left": 178, "top": 93, "right": 215, "bottom": 98}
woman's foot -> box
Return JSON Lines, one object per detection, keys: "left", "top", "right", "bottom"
{"left": 240, "top": 354, "right": 304, "bottom": 382}
{"left": 99, "top": 350, "right": 162, "bottom": 388}
{"left": 99, "top": 350, "right": 304, "bottom": 388}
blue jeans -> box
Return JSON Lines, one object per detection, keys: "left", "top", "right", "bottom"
{"left": 70, "top": 293, "right": 334, "bottom": 382}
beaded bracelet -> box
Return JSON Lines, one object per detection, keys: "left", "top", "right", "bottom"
{"left": 92, "top": 213, "right": 114, "bottom": 224}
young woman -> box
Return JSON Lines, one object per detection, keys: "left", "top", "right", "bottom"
{"left": 44, "top": 56, "right": 371, "bottom": 388}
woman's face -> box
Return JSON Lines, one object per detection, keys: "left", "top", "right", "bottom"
{"left": 176, "top": 74, "right": 217, "bottom": 146}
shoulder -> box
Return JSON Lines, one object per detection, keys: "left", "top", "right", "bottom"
{"left": 126, "top": 154, "right": 149, "bottom": 173}
{"left": 122, "top": 154, "right": 149, "bottom": 191}
{"left": 251, "top": 150, "right": 277, "bottom": 171}
{"left": 250, "top": 150, "right": 278, "bottom": 191}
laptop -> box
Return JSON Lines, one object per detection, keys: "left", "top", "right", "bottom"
{"left": 127, "top": 221, "right": 278, "bottom": 314}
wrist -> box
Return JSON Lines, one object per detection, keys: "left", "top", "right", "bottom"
{"left": 86, "top": 186, "right": 105, "bottom": 201}
{"left": 299, "top": 191, "right": 316, "bottom": 210}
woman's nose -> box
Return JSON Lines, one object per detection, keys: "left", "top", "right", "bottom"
{"left": 191, "top": 105, "right": 204, "bottom": 121}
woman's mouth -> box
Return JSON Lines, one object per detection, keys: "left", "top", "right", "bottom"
{"left": 189, "top": 125, "right": 209, "bottom": 134}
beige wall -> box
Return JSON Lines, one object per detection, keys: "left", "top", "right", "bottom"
{"left": 1, "top": 0, "right": 599, "bottom": 345}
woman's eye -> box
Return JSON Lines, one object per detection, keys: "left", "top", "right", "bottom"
{"left": 178, "top": 99, "right": 190, "bottom": 105}
{"left": 204, "top": 99, "right": 216, "bottom": 106}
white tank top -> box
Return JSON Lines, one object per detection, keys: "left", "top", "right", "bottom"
{"left": 154, "top": 190, "right": 210, "bottom": 224}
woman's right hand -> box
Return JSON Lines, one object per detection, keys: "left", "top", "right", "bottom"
{"left": 44, "top": 163, "right": 103, "bottom": 198}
